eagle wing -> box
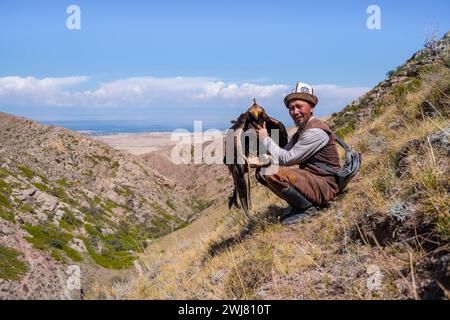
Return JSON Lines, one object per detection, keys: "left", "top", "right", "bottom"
{"left": 225, "top": 113, "right": 252, "bottom": 217}
{"left": 228, "top": 163, "right": 250, "bottom": 216}
{"left": 266, "top": 116, "right": 288, "bottom": 148}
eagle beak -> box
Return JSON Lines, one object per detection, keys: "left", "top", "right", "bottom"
{"left": 251, "top": 110, "right": 260, "bottom": 119}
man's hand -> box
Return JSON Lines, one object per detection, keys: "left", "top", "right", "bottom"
{"left": 249, "top": 121, "right": 269, "bottom": 140}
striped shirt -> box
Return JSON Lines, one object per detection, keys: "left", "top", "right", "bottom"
{"left": 262, "top": 118, "right": 329, "bottom": 166}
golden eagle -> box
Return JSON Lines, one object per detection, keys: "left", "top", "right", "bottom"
{"left": 224, "top": 99, "right": 288, "bottom": 217}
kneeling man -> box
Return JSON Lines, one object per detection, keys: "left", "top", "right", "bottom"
{"left": 250, "top": 81, "right": 341, "bottom": 225}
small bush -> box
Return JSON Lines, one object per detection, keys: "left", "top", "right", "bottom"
{"left": 0, "top": 194, "right": 10, "bottom": 208}
{"left": 0, "top": 245, "right": 29, "bottom": 280}
{"left": 55, "top": 179, "right": 73, "bottom": 188}
{"left": 17, "top": 164, "right": 35, "bottom": 179}
{"left": 0, "top": 206, "right": 14, "bottom": 222}
{"left": 225, "top": 254, "right": 273, "bottom": 299}
{"left": 24, "top": 224, "right": 83, "bottom": 262}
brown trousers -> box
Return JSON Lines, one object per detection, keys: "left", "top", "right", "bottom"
{"left": 256, "top": 166, "right": 339, "bottom": 206}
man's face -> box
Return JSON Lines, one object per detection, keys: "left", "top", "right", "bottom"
{"left": 288, "top": 99, "right": 314, "bottom": 126}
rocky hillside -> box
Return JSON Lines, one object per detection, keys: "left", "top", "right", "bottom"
{"left": 0, "top": 114, "right": 219, "bottom": 299}
{"left": 91, "top": 32, "right": 449, "bottom": 300}
{"left": 329, "top": 31, "right": 450, "bottom": 137}
{"left": 140, "top": 145, "right": 233, "bottom": 222}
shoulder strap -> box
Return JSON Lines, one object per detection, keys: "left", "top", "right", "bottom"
{"left": 312, "top": 161, "right": 339, "bottom": 176}
{"left": 307, "top": 133, "right": 351, "bottom": 176}
{"left": 332, "top": 133, "right": 351, "bottom": 152}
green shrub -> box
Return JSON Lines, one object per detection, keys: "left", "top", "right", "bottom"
{"left": 0, "top": 194, "right": 10, "bottom": 208}
{"left": 386, "top": 69, "right": 396, "bottom": 77}
{"left": 113, "top": 185, "right": 135, "bottom": 198}
{"left": 17, "top": 164, "right": 35, "bottom": 179}
{"left": 0, "top": 168, "right": 13, "bottom": 178}
{"left": 83, "top": 170, "right": 94, "bottom": 176}
{"left": 32, "top": 182, "right": 48, "bottom": 191}
{"left": 24, "top": 224, "right": 83, "bottom": 262}
{"left": 59, "top": 208, "right": 82, "bottom": 231}
{"left": 0, "top": 178, "right": 11, "bottom": 193}
{"left": 0, "top": 245, "right": 29, "bottom": 280}
{"left": 101, "top": 199, "right": 119, "bottom": 213}
{"left": 165, "top": 199, "right": 176, "bottom": 211}
{"left": 55, "top": 179, "right": 73, "bottom": 188}
{"left": 82, "top": 238, "right": 135, "bottom": 269}
{"left": 0, "top": 206, "right": 15, "bottom": 222}
{"left": 187, "top": 197, "right": 214, "bottom": 213}
{"left": 86, "top": 247, "right": 134, "bottom": 269}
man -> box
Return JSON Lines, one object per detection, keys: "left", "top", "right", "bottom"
{"left": 250, "top": 81, "right": 341, "bottom": 225}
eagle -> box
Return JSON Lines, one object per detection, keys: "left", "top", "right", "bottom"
{"left": 224, "top": 99, "right": 288, "bottom": 217}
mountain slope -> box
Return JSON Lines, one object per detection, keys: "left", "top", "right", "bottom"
{"left": 91, "top": 32, "right": 449, "bottom": 300}
{"left": 0, "top": 113, "right": 209, "bottom": 299}
{"left": 329, "top": 31, "right": 450, "bottom": 137}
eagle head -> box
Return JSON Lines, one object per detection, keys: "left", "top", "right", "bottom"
{"left": 247, "top": 99, "right": 266, "bottom": 125}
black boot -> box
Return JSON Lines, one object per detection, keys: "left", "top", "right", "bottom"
{"left": 279, "top": 187, "right": 318, "bottom": 225}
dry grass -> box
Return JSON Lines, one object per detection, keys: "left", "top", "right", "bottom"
{"left": 89, "top": 62, "right": 449, "bottom": 300}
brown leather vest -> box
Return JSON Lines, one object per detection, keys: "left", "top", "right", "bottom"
{"left": 293, "top": 117, "right": 341, "bottom": 176}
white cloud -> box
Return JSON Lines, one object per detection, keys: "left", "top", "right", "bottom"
{"left": 0, "top": 76, "right": 368, "bottom": 114}
{"left": 313, "top": 84, "right": 369, "bottom": 113}
{"left": 196, "top": 82, "right": 289, "bottom": 100}
{"left": 0, "top": 76, "right": 89, "bottom": 106}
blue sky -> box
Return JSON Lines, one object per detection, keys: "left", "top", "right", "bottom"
{"left": 0, "top": 0, "right": 449, "bottom": 129}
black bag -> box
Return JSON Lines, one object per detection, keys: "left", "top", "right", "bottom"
{"left": 312, "top": 134, "right": 362, "bottom": 193}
